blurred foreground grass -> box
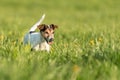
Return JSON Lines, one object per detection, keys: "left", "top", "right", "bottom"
{"left": 0, "top": 0, "right": 120, "bottom": 80}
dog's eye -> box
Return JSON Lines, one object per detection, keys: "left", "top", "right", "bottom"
{"left": 45, "top": 32, "right": 49, "bottom": 34}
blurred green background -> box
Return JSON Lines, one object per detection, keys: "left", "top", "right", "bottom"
{"left": 0, "top": 0, "right": 120, "bottom": 80}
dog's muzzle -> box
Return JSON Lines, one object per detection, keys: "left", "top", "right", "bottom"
{"left": 49, "top": 38, "right": 54, "bottom": 42}
{"left": 45, "top": 38, "right": 54, "bottom": 44}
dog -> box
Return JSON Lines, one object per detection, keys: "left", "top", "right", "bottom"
{"left": 23, "top": 14, "right": 58, "bottom": 52}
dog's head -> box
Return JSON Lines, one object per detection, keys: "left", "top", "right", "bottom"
{"left": 38, "top": 24, "right": 58, "bottom": 44}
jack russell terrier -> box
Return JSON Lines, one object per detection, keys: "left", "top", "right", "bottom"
{"left": 23, "top": 14, "right": 58, "bottom": 52}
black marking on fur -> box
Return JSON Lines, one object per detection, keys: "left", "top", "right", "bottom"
{"left": 29, "top": 31, "right": 36, "bottom": 34}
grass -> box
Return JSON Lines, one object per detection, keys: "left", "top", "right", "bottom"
{"left": 0, "top": 0, "right": 120, "bottom": 80}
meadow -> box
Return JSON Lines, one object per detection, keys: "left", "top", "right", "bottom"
{"left": 0, "top": 0, "right": 120, "bottom": 80}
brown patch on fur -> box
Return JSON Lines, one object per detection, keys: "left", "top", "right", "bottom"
{"left": 50, "top": 24, "right": 58, "bottom": 30}
{"left": 37, "top": 24, "right": 58, "bottom": 44}
{"left": 38, "top": 24, "right": 58, "bottom": 44}
{"left": 37, "top": 24, "right": 48, "bottom": 31}
{"left": 37, "top": 24, "right": 58, "bottom": 31}
{"left": 41, "top": 28, "right": 54, "bottom": 39}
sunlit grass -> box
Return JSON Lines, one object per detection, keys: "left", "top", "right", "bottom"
{"left": 0, "top": 0, "right": 120, "bottom": 80}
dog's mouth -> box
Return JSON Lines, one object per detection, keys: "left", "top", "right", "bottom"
{"left": 48, "top": 41, "right": 53, "bottom": 45}
{"left": 45, "top": 38, "right": 54, "bottom": 45}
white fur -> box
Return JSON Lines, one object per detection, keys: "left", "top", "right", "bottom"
{"left": 30, "top": 14, "right": 45, "bottom": 32}
{"left": 24, "top": 32, "right": 50, "bottom": 52}
{"left": 23, "top": 14, "right": 50, "bottom": 52}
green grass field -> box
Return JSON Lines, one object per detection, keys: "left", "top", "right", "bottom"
{"left": 0, "top": 0, "right": 120, "bottom": 80}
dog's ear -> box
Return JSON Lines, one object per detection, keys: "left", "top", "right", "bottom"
{"left": 50, "top": 24, "right": 58, "bottom": 30}
{"left": 38, "top": 24, "right": 47, "bottom": 31}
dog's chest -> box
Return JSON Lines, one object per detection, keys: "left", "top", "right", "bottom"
{"left": 34, "top": 42, "right": 50, "bottom": 52}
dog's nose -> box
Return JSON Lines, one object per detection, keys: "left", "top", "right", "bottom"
{"left": 49, "top": 38, "right": 54, "bottom": 42}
